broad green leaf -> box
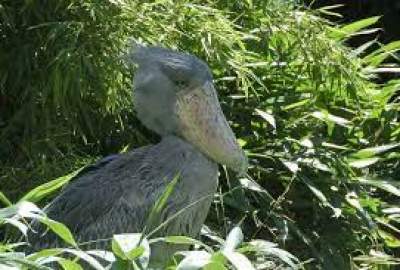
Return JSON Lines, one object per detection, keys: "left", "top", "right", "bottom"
{"left": 58, "top": 258, "right": 84, "bottom": 270}
{"left": 0, "top": 263, "right": 19, "bottom": 270}
{"left": 86, "top": 250, "right": 115, "bottom": 263}
{"left": 299, "top": 138, "right": 313, "bottom": 148}
{"left": 378, "top": 230, "right": 400, "bottom": 248}
{"left": 237, "top": 138, "right": 247, "bottom": 147}
{"left": 3, "top": 218, "right": 28, "bottom": 236}
{"left": 210, "top": 252, "right": 227, "bottom": 265}
{"left": 126, "top": 247, "right": 145, "bottom": 261}
{"left": 39, "top": 218, "right": 77, "bottom": 247}
{"left": 239, "top": 178, "right": 269, "bottom": 194}
{"left": 0, "top": 201, "right": 42, "bottom": 220}
{"left": 201, "top": 226, "right": 225, "bottom": 245}
{"left": 110, "top": 259, "right": 130, "bottom": 270}
{"left": 0, "top": 252, "right": 53, "bottom": 270}
{"left": 222, "top": 251, "right": 256, "bottom": 270}
{"left": 203, "top": 261, "right": 227, "bottom": 270}
{"left": 281, "top": 160, "right": 300, "bottom": 174}
{"left": 176, "top": 251, "right": 212, "bottom": 270}
{"left": 112, "top": 234, "right": 150, "bottom": 267}
{"left": 63, "top": 249, "right": 105, "bottom": 270}
{"left": 111, "top": 237, "right": 126, "bottom": 259}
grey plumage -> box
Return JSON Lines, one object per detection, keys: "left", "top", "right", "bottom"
{"left": 28, "top": 45, "right": 247, "bottom": 267}
{"left": 29, "top": 136, "right": 217, "bottom": 266}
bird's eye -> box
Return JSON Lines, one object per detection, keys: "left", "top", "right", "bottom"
{"left": 175, "top": 80, "right": 188, "bottom": 89}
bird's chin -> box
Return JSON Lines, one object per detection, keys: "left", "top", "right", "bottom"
{"left": 175, "top": 82, "right": 248, "bottom": 175}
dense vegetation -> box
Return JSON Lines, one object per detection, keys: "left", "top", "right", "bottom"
{"left": 1, "top": 0, "right": 399, "bottom": 269}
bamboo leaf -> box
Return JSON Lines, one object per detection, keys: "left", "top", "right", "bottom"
{"left": 255, "top": 109, "right": 276, "bottom": 130}
{"left": 222, "top": 251, "right": 256, "bottom": 270}
{"left": 331, "top": 16, "right": 381, "bottom": 40}
{"left": 311, "top": 111, "right": 350, "bottom": 127}
{"left": 20, "top": 168, "right": 83, "bottom": 203}
{"left": 112, "top": 234, "right": 150, "bottom": 266}
{"left": 348, "top": 158, "right": 380, "bottom": 168}
{"left": 177, "top": 251, "right": 212, "bottom": 270}
{"left": 39, "top": 218, "right": 77, "bottom": 247}
{"left": 223, "top": 227, "right": 243, "bottom": 253}
{"left": 356, "top": 178, "right": 400, "bottom": 197}
{"left": 0, "top": 191, "right": 12, "bottom": 207}
{"left": 351, "top": 143, "right": 400, "bottom": 159}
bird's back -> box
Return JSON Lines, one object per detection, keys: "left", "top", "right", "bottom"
{"left": 28, "top": 136, "right": 218, "bottom": 265}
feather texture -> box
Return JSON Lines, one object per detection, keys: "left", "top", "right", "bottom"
{"left": 28, "top": 136, "right": 218, "bottom": 265}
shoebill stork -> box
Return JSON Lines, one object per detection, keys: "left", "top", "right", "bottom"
{"left": 28, "top": 46, "right": 248, "bottom": 267}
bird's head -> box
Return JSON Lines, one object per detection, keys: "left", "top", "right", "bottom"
{"left": 129, "top": 45, "right": 247, "bottom": 175}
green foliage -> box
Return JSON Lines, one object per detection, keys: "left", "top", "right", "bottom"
{"left": 0, "top": 0, "right": 399, "bottom": 269}
{"left": 0, "top": 194, "right": 297, "bottom": 269}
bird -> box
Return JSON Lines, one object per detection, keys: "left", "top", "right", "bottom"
{"left": 28, "top": 45, "right": 248, "bottom": 268}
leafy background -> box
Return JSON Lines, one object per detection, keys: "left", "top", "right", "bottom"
{"left": 0, "top": 0, "right": 399, "bottom": 269}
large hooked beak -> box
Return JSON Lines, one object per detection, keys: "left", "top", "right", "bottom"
{"left": 175, "top": 81, "right": 248, "bottom": 175}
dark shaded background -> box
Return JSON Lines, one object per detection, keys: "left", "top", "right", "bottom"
{"left": 307, "top": 0, "right": 400, "bottom": 45}
{"left": 306, "top": 0, "right": 400, "bottom": 102}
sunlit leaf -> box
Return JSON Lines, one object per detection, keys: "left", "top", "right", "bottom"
{"left": 58, "top": 258, "right": 83, "bottom": 270}
{"left": 378, "top": 230, "right": 400, "bottom": 248}
{"left": 0, "top": 201, "right": 43, "bottom": 220}
{"left": 112, "top": 234, "right": 150, "bottom": 267}
{"left": 223, "top": 227, "right": 243, "bottom": 252}
{"left": 348, "top": 158, "right": 380, "bottom": 168}
{"left": 39, "top": 218, "right": 77, "bottom": 247}
{"left": 222, "top": 251, "right": 256, "bottom": 270}
{"left": 3, "top": 218, "right": 28, "bottom": 236}
{"left": 255, "top": 109, "right": 276, "bottom": 130}
{"left": 356, "top": 178, "right": 400, "bottom": 197}
{"left": 177, "top": 251, "right": 212, "bottom": 270}
{"left": 329, "top": 16, "right": 380, "bottom": 40}
{"left": 239, "top": 178, "right": 269, "bottom": 194}
{"left": 282, "top": 160, "right": 300, "bottom": 174}
{"left": 62, "top": 249, "right": 106, "bottom": 270}
{"left": 351, "top": 143, "right": 400, "bottom": 159}
{"left": 249, "top": 240, "right": 300, "bottom": 268}
{"left": 20, "top": 168, "right": 83, "bottom": 203}
{"left": 311, "top": 111, "right": 350, "bottom": 127}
